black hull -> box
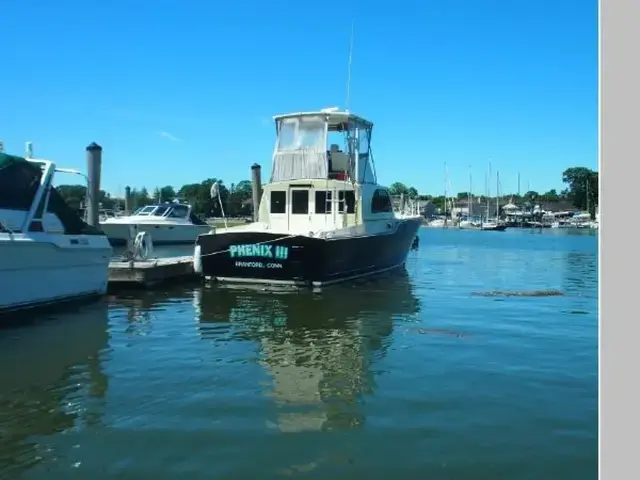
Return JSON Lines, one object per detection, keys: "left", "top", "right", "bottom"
{"left": 194, "top": 218, "right": 422, "bottom": 287}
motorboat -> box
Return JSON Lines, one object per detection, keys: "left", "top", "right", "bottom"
{"left": 193, "top": 108, "right": 423, "bottom": 287}
{"left": 0, "top": 152, "right": 112, "bottom": 314}
{"left": 480, "top": 220, "right": 507, "bottom": 231}
{"left": 426, "top": 218, "right": 450, "bottom": 228}
{"left": 100, "top": 203, "right": 211, "bottom": 246}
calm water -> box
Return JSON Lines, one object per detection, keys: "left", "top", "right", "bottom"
{"left": 0, "top": 228, "right": 598, "bottom": 479}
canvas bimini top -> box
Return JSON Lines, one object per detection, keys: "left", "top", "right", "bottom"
{"left": 269, "top": 108, "right": 377, "bottom": 185}
{"left": 272, "top": 109, "right": 374, "bottom": 130}
{"left": 0, "top": 152, "right": 103, "bottom": 236}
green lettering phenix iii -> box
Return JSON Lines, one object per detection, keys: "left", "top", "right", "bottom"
{"left": 229, "top": 244, "right": 289, "bottom": 260}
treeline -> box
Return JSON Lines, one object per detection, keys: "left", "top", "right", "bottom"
{"left": 55, "top": 167, "right": 598, "bottom": 218}
{"left": 56, "top": 178, "right": 253, "bottom": 218}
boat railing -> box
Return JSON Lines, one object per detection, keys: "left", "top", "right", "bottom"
{"left": 391, "top": 195, "right": 422, "bottom": 218}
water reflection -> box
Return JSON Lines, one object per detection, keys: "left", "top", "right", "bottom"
{"left": 0, "top": 302, "right": 110, "bottom": 477}
{"left": 195, "top": 272, "right": 421, "bottom": 433}
{"left": 562, "top": 251, "right": 599, "bottom": 294}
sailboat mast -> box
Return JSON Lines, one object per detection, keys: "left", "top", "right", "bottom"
{"left": 496, "top": 171, "right": 500, "bottom": 222}
{"left": 469, "top": 165, "right": 473, "bottom": 218}
{"left": 486, "top": 161, "right": 492, "bottom": 221}
{"left": 444, "top": 162, "right": 448, "bottom": 225}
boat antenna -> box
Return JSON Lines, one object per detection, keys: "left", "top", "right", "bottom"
{"left": 345, "top": 21, "right": 355, "bottom": 113}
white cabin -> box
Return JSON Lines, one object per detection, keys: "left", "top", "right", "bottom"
{"left": 240, "top": 110, "right": 400, "bottom": 236}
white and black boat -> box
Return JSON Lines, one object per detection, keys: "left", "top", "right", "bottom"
{"left": 194, "top": 108, "right": 422, "bottom": 287}
{"left": 0, "top": 152, "right": 112, "bottom": 314}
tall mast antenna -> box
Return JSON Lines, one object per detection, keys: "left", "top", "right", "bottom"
{"left": 345, "top": 21, "right": 355, "bottom": 113}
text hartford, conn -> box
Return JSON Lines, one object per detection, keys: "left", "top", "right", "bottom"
{"left": 228, "top": 244, "right": 289, "bottom": 260}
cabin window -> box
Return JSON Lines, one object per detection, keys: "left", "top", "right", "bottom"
{"left": 371, "top": 189, "right": 393, "bottom": 213}
{"left": 154, "top": 206, "right": 170, "bottom": 216}
{"left": 337, "top": 190, "right": 356, "bottom": 214}
{"left": 168, "top": 205, "right": 189, "bottom": 218}
{"left": 315, "top": 190, "right": 333, "bottom": 214}
{"left": 270, "top": 191, "right": 287, "bottom": 214}
{"left": 277, "top": 120, "right": 297, "bottom": 150}
{"left": 358, "top": 127, "right": 371, "bottom": 156}
{"left": 134, "top": 206, "right": 155, "bottom": 216}
{"left": 276, "top": 117, "right": 326, "bottom": 151}
{"left": 291, "top": 190, "right": 309, "bottom": 214}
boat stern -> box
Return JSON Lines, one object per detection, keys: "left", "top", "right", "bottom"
{"left": 194, "top": 231, "right": 321, "bottom": 286}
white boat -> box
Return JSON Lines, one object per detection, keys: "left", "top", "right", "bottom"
{"left": 100, "top": 203, "right": 212, "bottom": 246}
{"left": 479, "top": 219, "right": 507, "bottom": 231}
{"left": 459, "top": 218, "right": 482, "bottom": 229}
{"left": 427, "top": 218, "right": 451, "bottom": 228}
{"left": 478, "top": 167, "right": 507, "bottom": 231}
{"left": 0, "top": 152, "right": 112, "bottom": 314}
{"left": 194, "top": 108, "right": 423, "bottom": 287}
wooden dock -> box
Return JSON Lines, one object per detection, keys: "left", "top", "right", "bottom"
{"left": 108, "top": 256, "right": 199, "bottom": 288}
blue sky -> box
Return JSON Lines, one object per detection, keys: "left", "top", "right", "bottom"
{"left": 1, "top": 0, "right": 597, "bottom": 197}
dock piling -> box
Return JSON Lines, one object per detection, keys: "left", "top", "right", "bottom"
{"left": 251, "top": 163, "right": 262, "bottom": 222}
{"left": 124, "top": 186, "right": 131, "bottom": 215}
{"left": 85, "top": 142, "right": 103, "bottom": 227}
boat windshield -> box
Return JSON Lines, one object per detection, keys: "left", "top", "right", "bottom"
{"left": 133, "top": 206, "right": 155, "bottom": 216}
{"left": 133, "top": 205, "right": 170, "bottom": 216}
{"left": 165, "top": 205, "right": 190, "bottom": 218}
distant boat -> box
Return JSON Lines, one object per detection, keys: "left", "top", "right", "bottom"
{"left": 480, "top": 220, "right": 507, "bottom": 231}
{"left": 100, "top": 203, "right": 211, "bottom": 246}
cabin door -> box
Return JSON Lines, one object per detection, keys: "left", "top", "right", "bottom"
{"left": 287, "top": 187, "right": 310, "bottom": 233}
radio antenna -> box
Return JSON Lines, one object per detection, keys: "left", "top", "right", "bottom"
{"left": 345, "top": 21, "right": 355, "bottom": 113}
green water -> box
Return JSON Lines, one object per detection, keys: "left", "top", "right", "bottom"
{"left": 0, "top": 228, "right": 598, "bottom": 479}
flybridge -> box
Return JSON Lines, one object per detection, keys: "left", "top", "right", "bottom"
{"left": 269, "top": 109, "right": 378, "bottom": 186}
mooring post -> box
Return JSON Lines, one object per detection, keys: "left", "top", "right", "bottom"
{"left": 124, "top": 186, "right": 131, "bottom": 215}
{"left": 86, "top": 142, "right": 103, "bottom": 228}
{"left": 251, "top": 163, "right": 262, "bottom": 222}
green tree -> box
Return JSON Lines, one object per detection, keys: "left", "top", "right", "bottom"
{"left": 129, "top": 187, "right": 152, "bottom": 209}
{"left": 177, "top": 178, "right": 230, "bottom": 218}
{"left": 55, "top": 184, "right": 115, "bottom": 211}
{"left": 430, "top": 195, "right": 447, "bottom": 212}
{"left": 562, "top": 167, "right": 598, "bottom": 218}
{"left": 388, "top": 182, "right": 409, "bottom": 196}
{"left": 542, "top": 189, "right": 559, "bottom": 203}
{"left": 227, "top": 180, "right": 253, "bottom": 216}
{"left": 152, "top": 185, "right": 177, "bottom": 203}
